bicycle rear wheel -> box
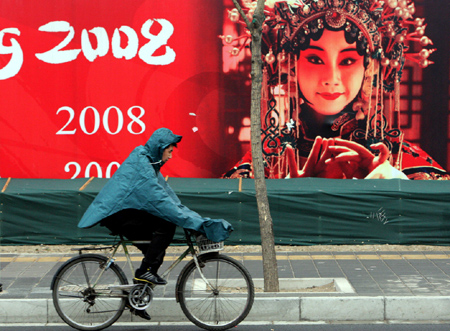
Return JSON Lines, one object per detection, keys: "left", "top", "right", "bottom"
{"left": 177, "top": 254, "right": 254, "bottom": 330}
{"left": 52, "top": 254, "right": 128, "bottom": 331}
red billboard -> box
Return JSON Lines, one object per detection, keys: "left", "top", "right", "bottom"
{"left": 0, "top": 0, "right": 244, "bottom": 179}
{"left": 0, "top": 0, "right": 448, "bottom": 179}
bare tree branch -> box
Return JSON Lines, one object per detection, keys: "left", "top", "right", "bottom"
{"left": 231, "top": 0, "right": 251, "bottom": 28}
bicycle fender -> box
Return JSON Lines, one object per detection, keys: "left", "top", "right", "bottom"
{"left": 174, "top": 252, "right": 220, "bottom": 303}
{"left": 50, "top": 254, "right": 108, "bottom": 290}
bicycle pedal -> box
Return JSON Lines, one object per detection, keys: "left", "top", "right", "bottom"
{"left": 133, "top": 278, "right": 151, "bottom": 284}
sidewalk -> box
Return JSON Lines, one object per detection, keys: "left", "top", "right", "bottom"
{"left": 2, "top": 247, "right": 450, "bottom": 323}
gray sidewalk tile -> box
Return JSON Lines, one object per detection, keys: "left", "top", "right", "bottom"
{"left": 36, "top": 275, "right": 53, "bottom": 289}
{"left": 277, "top": 260, "right": 294, "bottom": 278}
{"left": 429, "top": 261, "right": 450, "bottom": 274}
{"left": 1, "top": 261, "right": 34, "bottom": 277}
{"left": 242, "top": 260, "right": 263, "bottom": 278}
{"left": 383, "top": 260, "right": 421, "bottom": 276}
{"left": 0, "top": 261, "right": 10, "bottom": 271}
{"left": 314, "top": 261, "right": 345, "bottom": 278}
{"left": 290, "top": 260, "right": 320, "bottom": 278}
{"left": 21, "top": 261, "right": 58, "bottom": 278}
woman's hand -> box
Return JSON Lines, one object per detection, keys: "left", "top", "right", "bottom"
{"left": 324, "top": 139, "right": 390, "bottom": 179}
{"left": 285, "top": 137, "right": 395, "bottom": 179}
{"left": 286, "top": 137, "right": 348, "bottom": 178}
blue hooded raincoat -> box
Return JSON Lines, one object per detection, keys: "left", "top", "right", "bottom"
{"left": 78, "top": 128, "right": 233, "bottom": 242}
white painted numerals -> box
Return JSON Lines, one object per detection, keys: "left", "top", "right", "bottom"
{"left": 65, "top": 161, "right": 120, "bottom": 179}
{"left": 56, "top": 106, "right": 145, "bottom": 135}
{"left": 36, "top": 19, "right": 175, "bottom": 65}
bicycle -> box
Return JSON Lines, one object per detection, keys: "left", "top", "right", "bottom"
{"left": 50, "top": 229, "right": 255, "bottom": 331}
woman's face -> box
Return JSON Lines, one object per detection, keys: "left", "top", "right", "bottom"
{"left": 297, "top": 29, "right": 365, "bottom": 116}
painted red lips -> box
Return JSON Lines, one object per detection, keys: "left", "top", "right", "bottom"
{"left": 319, "top": 92, "right": 343, "bottom": 100}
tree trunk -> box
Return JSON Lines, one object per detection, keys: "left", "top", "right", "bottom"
{"left": 232, "top": 0, "right": 279, "bottom": 292}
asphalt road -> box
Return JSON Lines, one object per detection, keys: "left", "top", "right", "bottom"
{"left": 1, "top": 323, "right": 450, "bottom": 331}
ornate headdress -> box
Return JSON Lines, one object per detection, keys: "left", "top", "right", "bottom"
{"left": 262, "top": 1, "right": 432, "bottom": 88}
{"left": 223, "top": 0, "right": 435, "bottom": 172}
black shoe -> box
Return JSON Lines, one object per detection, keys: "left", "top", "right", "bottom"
{"left": 133, "top": 308, "right": 151, "bottom": 320}
{"left": 126, "top": 302, "right": 151, "bottom": 320}
{"left": 134, "top": 270, "right": 167, "bottom": 285}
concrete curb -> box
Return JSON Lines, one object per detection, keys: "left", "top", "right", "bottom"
{"left": 1, "top": 296, "right": 450, "bottom": 324}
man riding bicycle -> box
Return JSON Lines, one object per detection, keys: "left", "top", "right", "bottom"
{"left": 78, "top": 128, "right": 233, "bottom": 320}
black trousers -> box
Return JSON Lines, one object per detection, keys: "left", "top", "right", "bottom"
{"left": 101, "top": 209, "right": 176, "bottom": 273}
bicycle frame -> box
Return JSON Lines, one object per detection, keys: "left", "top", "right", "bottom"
{"left": 84, "top": 229, "right": 203, "bottom": 291}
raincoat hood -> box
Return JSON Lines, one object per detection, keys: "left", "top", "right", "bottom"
{"left": 145, "top": 128, "right": 182, "bottom": 172}
{"left": 78, "top": 128, "right": 233, "bottom": 242}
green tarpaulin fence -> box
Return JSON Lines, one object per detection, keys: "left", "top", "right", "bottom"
{"left": 1, "top": 177, "right": 450, "bottom": 246}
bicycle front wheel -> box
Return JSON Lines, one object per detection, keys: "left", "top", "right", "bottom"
{"left": 177, "top": 254, "right": 254, "bottom": 331}
{"left": 52, "top": 254, "right": 128, "bottom": 331}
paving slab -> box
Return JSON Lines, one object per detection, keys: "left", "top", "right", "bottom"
{"left": 2, "top": 249, "right": 450, "bottom": 323}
